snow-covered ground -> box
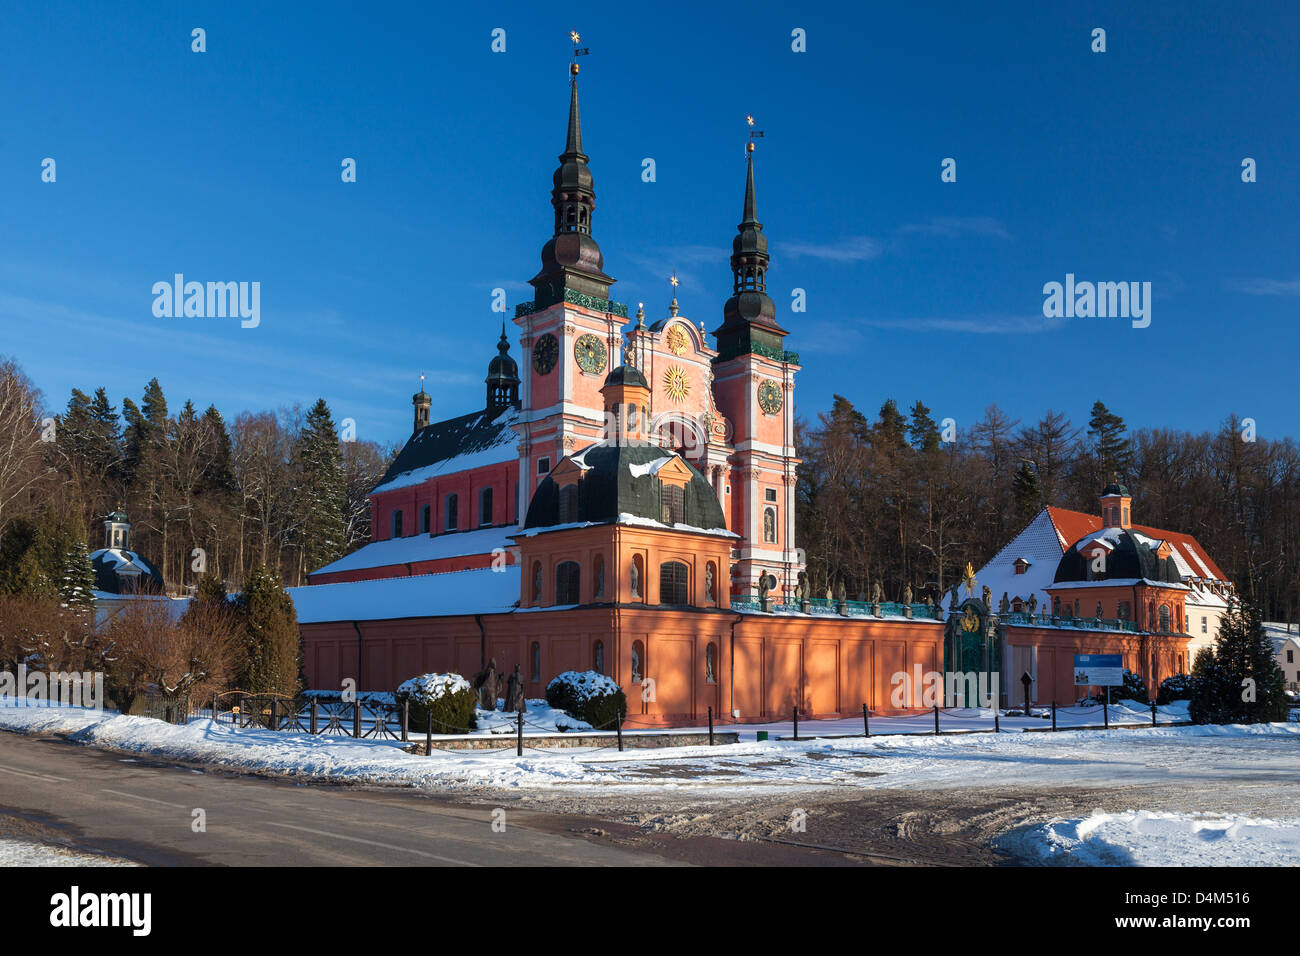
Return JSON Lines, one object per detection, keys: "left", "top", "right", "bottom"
{"left": 998, "top": 810, "right": 1300, "bottom": 866}
{"left": 0, "top": 838, "right": 135, "bottom": 867}
{"left": 1, "top": 700, "right": 1294, "bottom": 794}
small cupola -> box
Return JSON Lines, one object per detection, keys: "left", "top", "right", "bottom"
{"left": 412, "top": 374, "right": 432, "bottom": 435}
{"left": 600, "top": 357, "right": 651, "bottom": 444}
{"left": 104, "top": 508, "right": 130, "bottom": 551}
{"left": 1100, "top": 477, "right": 1131, "bottom": 529}
{"left": 485, "top": 323, "right": 521, "bottom": 414}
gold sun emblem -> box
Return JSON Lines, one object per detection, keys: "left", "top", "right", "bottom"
{"left": 666, "top": 324, "right": 689, "bottom": 356}
{"left": 663, "top": 366, "right": 690, "bottom": 401}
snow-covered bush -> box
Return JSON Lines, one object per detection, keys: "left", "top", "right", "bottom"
{"left": 395, "top": 673, "right": 477, "bottom": 734}
{"left": 1157, "top": 672, "right": 1198, "bottom": 705}
{"left": 1079, "top": 669, "right": 1148, "bottom": 706}
{"left": 545, "top": 670, "right": 626, "bottom": 730}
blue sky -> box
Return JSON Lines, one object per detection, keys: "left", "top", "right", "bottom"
{"left": 2, "top": 0, "right": 1298, "bottom": 447}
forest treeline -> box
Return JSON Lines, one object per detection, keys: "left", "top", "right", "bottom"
{"left": 3, "top": 355, "right": 1299, "bottom": 625}
{"left": 796, "top": 396, "right": 1300, "bottom": 623}
{"left": 0, "top": 356, "right": 394, "bottom": 595}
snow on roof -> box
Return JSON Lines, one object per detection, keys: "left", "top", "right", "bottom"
{"left": 288, "top": 566, "right": 520, "bottom": 624}
{"left": 311, "top": 525, "right": 517, "bottom": 576}
{"left": 89, "top": 548, "right": 155, "bottom": 576}
{"left": 946, "top": 509, "right": 1064, "bottom": 610}
{"left": 371, "top": 406, "right": 520, "bottom": 495}
{"left": 1046, "top": 578, "right": 1191, "bottom": 592}
{"left": 627, "top": 456, "right": 675, "bottom": 478}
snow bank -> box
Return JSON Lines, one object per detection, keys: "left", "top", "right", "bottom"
{"left": 1000, "top": 810, "right": 1300, "bottom": 866}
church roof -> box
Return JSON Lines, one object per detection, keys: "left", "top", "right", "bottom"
{"left": 290, "top": 566, "right": 520, "bottom": 624}
{"left": 373, "top": 405, "right": 519, "bottom": 495}
{"left": 89, "top": 548, "right": 165, "bottom": 594}
{"left": 523, "top": 442, "right": 728, "bottom": 533}
{"left": 1052, "top": 526, "right": 1183, "bottom": 585}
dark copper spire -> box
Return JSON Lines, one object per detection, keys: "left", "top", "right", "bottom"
{"left": 714, "top": 138, "right": 786, "bottom": 360}
{"left": 529, "top": 36, "right": 614, "bottom": 309}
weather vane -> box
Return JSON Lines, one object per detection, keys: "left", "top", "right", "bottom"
{"left": 746, "top": 114, "right": 765, "bottom": 155}
{"left": 669, "top": 273, "right": 680, "bottom": 317}
{"left": 569, "top": 30, "right": 589, "bottom": 78}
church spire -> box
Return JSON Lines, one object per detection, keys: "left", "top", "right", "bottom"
{"left": 713, "top": 119, "right": 786, "bottom": 361}
{"left": 528, "top": 33, "right": 614, "bottom": 310}
{"left": 485, "top": 320, "right": 520, "bottom": 414}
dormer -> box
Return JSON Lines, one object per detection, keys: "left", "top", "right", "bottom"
{"left": 1013, "top": 556, "right": 1032, "bottom": 576}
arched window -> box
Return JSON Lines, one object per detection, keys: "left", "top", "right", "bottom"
{"left": 559, "top": 484, "right": 579, "bottom": 523}
{"left": 631, "top": 640, "right": 644, "bottom": 683}
{"left": 705, "top": 643, "right": 718, "bottom": 683}
{"left": 420, "top": 505, "right": 431, "bottom": 535}
{"left": 593, "top": 640, "right": 605, "bottom": 675}
{"left": 660, "top": 561, "right": 689, "bottom": 605}
{"left": 445, "top": 494, "right": 458, "bottom": 532}
{"left": 532, "top": 561, "right": 542, "bottom": 603}
{"left": 593, "top": 553, "right": 605, "bottom": 599}
{"left": 1159, "top": 605, "right": 1171, "bottom": 632}
{"left": 555, "top": 561, "right": 581, "bottom": 605}
{"left": 391, "top": 510, "right": 403, "bottom": 537}
{"left": 479, "top": 487, "right": 493, "bottom": 526}
{"left": 530, "top": 642, "right": 540, "bottom": 682}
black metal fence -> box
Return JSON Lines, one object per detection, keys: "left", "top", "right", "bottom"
{"left": 211, "top": 692, "right": 406, "bottom": 740}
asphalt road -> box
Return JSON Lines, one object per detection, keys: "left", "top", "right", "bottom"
{"left": 0, "top": 731, "right": 688, "bottom": 866}
{"left": 0, "top": 731, "right": 840, "bottom": 866}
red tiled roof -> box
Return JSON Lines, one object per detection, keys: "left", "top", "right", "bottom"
{"left": 1044, "top": 507, "right": 1226, "bottom": 581}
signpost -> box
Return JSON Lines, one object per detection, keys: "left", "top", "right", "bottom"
{"left": 1075, "top": 654, "right": 1122, "bottom": 728}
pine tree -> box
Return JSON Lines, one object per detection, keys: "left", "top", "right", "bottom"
{"left": 235, "top": 564, "right": 301, "bottom": 695}
{"left": 1012, "top": 462, "right": 1042, "bottom": 522}
{"left": 1087, "top": 400, "right": 1133, "bottom": 481}
{"left": 1189, "top": 599, "right": 1288, "bottom": 724}
{"left": 874, "top": 399, "right": 908, "bottom": 451}
{"left": 907, "top": 400, "right": 940, "bottom": 453}
{"left": 59, "top": 538, "right": 97, "bottom": 613}
{"left": 294, "top": 399, "right": 347, "bottom": 577}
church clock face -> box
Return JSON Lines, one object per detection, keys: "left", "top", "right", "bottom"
{"left": 573, "top": 333, "right": 607, "bottom": 374}
{"left": 532, "top": 333, "right": 558, "bottom": 375}
{"left": 758, "top": 380, "right": 783, "bottom": 415}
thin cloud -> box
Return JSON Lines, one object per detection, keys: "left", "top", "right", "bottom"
{"left": 1225, "top": 277, "right": 1300, "bottom": 296}
{"left": 776, "top": 236, "right": 883, "bottom": 262}
{"left": 899, "top": 217, "right": 1011, "bottom": 240}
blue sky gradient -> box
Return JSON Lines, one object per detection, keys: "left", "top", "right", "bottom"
{"left": 2, "top": 0, "right": 1297, "bottom": 445}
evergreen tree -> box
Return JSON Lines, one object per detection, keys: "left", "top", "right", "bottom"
{"left": 235, "top": 564, "right": 301, "bottom": 695}
{"left": 1087, "top": 400, "right": 1133, "bottom": 482}
{"left": 58, "top": 537, "right": 97, "bottom": 613}
{"left": 874, "top": 399, "right": 908, "bottom": 451}
{"left": 907, "top": 400, "right": 941, "bottom": 453}
{"left": 1012, "top": 462, "right": 1042, "bottom": 523}
{"left": 1189, "top": 600, "right": 1288, "bottom": 724}
{"left": 294, "top": 399, "right": 347, "bottom": 576}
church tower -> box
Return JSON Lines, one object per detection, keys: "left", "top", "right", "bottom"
{"left": 513, "top": 42, "right": 629, "bottom": 524}
{"left": 711, "top": 144, "right": 803, "bottom": 598}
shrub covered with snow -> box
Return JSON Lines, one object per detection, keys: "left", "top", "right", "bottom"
{"left": 1157, "top": 672, "right": 1199, "bottom": 705}
{"left": 545, "top": 670, "right": 626, "bottom": 730}
{"left": 394, "top": 673, "right": 477, "bottom": 734}
{"left": 1078, "top": 668, "right": 1148, "bottom": 706}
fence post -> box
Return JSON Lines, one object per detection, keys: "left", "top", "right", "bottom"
{"left": 792, "top": 706, "right": 799, "bottom": 741}
{"left": 1103, "top": 698, "right": 1109, "bottom": 729}
{"left": 707, "top": 706, "right": 714, "bottom": 746}
{"left": 516, "top": 710, "right": 523, "bottom": 757}
{"left": 934, "top": 704, "right": 940, "bottom": 736}
{"left": 994, "top": 707, "right": 1000, "bottom": 734}
{"left": 426, "top": 710, "right": 433, "bottom": 756}
{"left": 862, "top": 703, "right": 870, "bottom": 738}
{"left": 1151, "top": 700, "right": 1157, "bottom": 727}
{"left": 270, "top": 698, "right": 279, "bottom": 732}
{"left": 352, "top": 700, "right": 361, "bottom": 738}
{"left": 212, "top": 694, "right": 218, "bottom": 724}
{"left": 310, "top": 698, "right": 319, "bottom": 735}
{"left": 616, "top": 710, "right": 624, "bottom": 752}
{"left": 401, "top": 700, "right": 409, "bottom": 743}
{"left": 1051, "top": 700, "right": 1057, "bottom": 731}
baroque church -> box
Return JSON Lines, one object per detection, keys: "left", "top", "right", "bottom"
{"left": 288, "top": 58, "right": 1205, "bottom": 723}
